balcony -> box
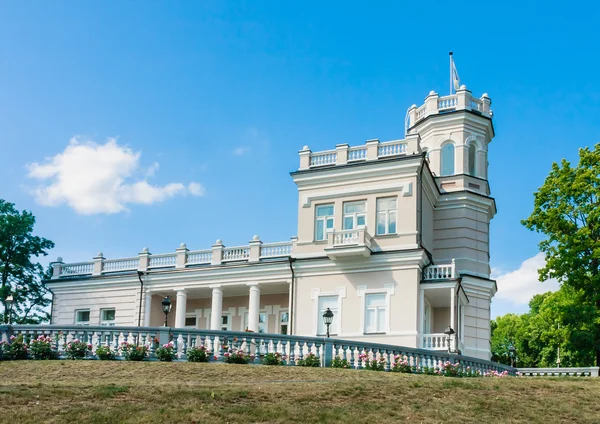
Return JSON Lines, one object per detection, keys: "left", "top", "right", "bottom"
{"left": 423, "top": 261, "right": 456, "bottom": 280}
{"left": 421, "top": 333, "right": 464, "bottom": 353}
{"left": 324, "top": 229, "right": 373, "bottom": 260}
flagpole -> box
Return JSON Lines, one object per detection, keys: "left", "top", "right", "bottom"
{"left": 449, "top": 51, "right": 453, "bottom": 95}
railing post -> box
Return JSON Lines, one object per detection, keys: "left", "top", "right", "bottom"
{"left": 51, "top": 257, "right": 64, "bottom": 279}
{"left": 480, "top": 93, "right": 491, "bottom": 113}
{"left": 451, "top": 258, "right": 456, "bottom": 279}
{"left": 407, "top": 104, "right": 418, "bottom": 130}
{"left": 93, "top": 252, "right": 104, "bottom": 275}
{"left": 322, "top": 339, "right": 334, "bottom": 368}
{"left": 424, "top": 91, "right": 439, "bottom": 115}
{"left": 456, "top": 85, "right": 470, "bottom": 110}
{"left": 299, "top": 146, "right": 311, "bottom": 169}
{"left": 249, "top": 235, "right": 262, "bottom": 262}
{"left": 138, "top": 248, "right": 150, "bottom": 272}
{"left": 591, "top": 367, "right": 599, "bottom": 377}
{"left": 176, "top": 243, "right": 188, "bottom": 269}
{"left": 335, "top": 144, "right": 349, "bottom": 165}
{"left": 365, "top": 139, "right": 380, "bottom": 160}
{"left": 405, "top": 133, "right": 421, "bottom": 155}
{"left": 158, "top": 327, "right": 170, "bottom": 346}
{"left": 212, "top": 240, "right": 224, "bottom": 265}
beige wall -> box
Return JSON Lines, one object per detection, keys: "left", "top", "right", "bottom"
{"left": 431, "top": 307, "right": 450, "bottom": 333}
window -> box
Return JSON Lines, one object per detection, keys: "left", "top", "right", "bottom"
{"left": 279, "top": 311, "right": 289, "bottom": 335}
{"left": 315, "top": 204, "right": 334, "bottom": 241}
{"left": 75, "top": 310, "right": 90, "bottom": 326}
{"left": 343, "top": 201, "right": 366, "bottom": 230}
{"left": 243, "top": 312, "right": 268, "bottom": 333}
{"left": 441, "top": 143, "right": 455, "bottom": 176}
{"left": 317, "top": 296, "right": 338, "bottom": 335}
{"left": 185, "top": 316, "right": 197, "bottom": 327}
{"left": 100, "top": 309, "right": 115, "bottom": 326}
{"left": 468, "top": 142, "right": 477, "bottom": 176}
{"left": 364, "top": 293, "right": 386, "bottom": 333}
{"left": 376, "top": 197, "right": 397, "bottom": 235}
{"left": 221, "top": 314, "right": 231, "bottom": 331}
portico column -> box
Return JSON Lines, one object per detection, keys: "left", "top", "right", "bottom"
{"left": 247, "top": 283, "right": 261, "bottom": 333}
{"left": 450, "top": 287, "right": 456, "bottom": 330}
{"left": 210, "top": 286, "right": 223, "bottom": 330}
{"left": 419, "top": 286, "right": 425, "bottom": 347}
{"left": 143, "top": 291, "right": 152, "bottom": 326}
{"left": 175, "top": 289, "right": 187, "bottom": 328}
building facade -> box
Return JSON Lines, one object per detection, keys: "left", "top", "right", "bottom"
{"left": 46, "top": 85, "right": 497, "bottom": 360}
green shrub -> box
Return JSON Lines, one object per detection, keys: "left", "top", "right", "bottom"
{"left": 120, "top": 342, "right": 148, "bottom": 361}
{"left": 187, "top": 345, "right": 211, "bottom": 363}
{"left": 391, "top": 355, "right": 413, "bottom": 373}
{"left": 262, "top": 352, "right": 285, "bottom": 366}
{"left": 223, "top": 349, "right": 252, "bottom": 364}
{"left": 95, "top": 345, "right": 116, "bottom": 361}
{"left": 155, "top": 342, "right": 177, "bottom": 362}
{"left": 4, "top": 335, "right": 28, "bottom": 360}
{"left": 360, "top": 353, "right": 386, "bottom": 371}
{"left": 29, "top": 335, "right": 58, "bottom": 360}
{"left": 330, "top": 356, "right": 350, "bottom": 369}
{"left": 296, "top": 352, "right": 320, "bottom": 367}
{"left": 65, "top": 339, "right": 92, "bottom": 360}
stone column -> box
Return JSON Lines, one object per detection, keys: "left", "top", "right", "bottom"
{"left": 419, "top": 286, "right": 425, "bottom": 346}
{"left": 210, "top": 286, "right": 223, "bottom": 330}
{"left": 143, "top": 291, "right": 153, "bottom": 326}
{"left": 175, "top": 289, "right": 187, "bottom": 329}
{"left": 93, "top": 252, "right": 104, "bottom": 275}
{"left": 450, "top": 287, "right": 456, "bottom": 330}
{"left": 287, "top": 281, "right": 293, "bottom": 336}
{"left": 247, "top": 283, "right": 261, "bottom": 333}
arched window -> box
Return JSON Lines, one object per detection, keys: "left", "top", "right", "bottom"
{"left": 441, "top": 143, "right": 455, "bottom": 176}
{"left": 468, "top": 142, "right": 477, "bottom": 176}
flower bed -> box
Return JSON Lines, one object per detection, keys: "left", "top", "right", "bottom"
{"left": 262, "top": 352, "right": 286, "bottom": 366}
{"left": 30, "top": 335, "right": 58, "bottom": 360}
{"left": 120, "top": 342, "right": 148, "bottom": 361}
{"left": 296, "top": 352, "right": 320, "bottom": 367}
{"left": 187, "top": 345, "right": 211, "bottom": 363}
{"left": 223, "top": 349, "right": 252, "bottom": 364}
{"left": 155, "top": 342, "right": 176, "bottom": 362}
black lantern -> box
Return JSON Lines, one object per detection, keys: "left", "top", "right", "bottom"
{"left": 508, "top": 345, "right": 517, "bottom": 367}
{"left": 322, "top": 308, "right": 334, "bottom": 338}
{"left": 161, "top": 296, "right": 172, "bottom": 327}
{"left": 5, "top": 295, "right": 13, "bottom": 325}
{"left": 443, "top": 326, "right": 455, "bottom": 354}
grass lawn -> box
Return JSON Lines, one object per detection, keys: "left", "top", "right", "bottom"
{"left": 0, "top": 361, "right": 599, "bottom": 423}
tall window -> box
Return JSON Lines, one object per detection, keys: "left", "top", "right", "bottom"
{"left": 441, "top": 143, "right": 455, "bottom": 176}
{"left": 343, "top": 201, "right": 366, "bottom": 230}
{"left": 365, "top": 293, "right": 387, "bottom": 333}
{"left": 376, "top": 197, "right": 397, "bottom": 235}
{"left": 317, "top": 296, "right": 338, "bottom": 335}
{"left": 243, "top": 312, "right": 267, "bottom": 333}
{"left": 75, "top": 309, "right": 90, "bottom": 326}
{"left": 468, "top": 142, "right": 477, "bottom": 176}
{"left": 221, "top": 314, "right": 230, "bottom": 331}
{"left": 185, "top": 316, "right": 197, "bottom": 328}
{"left": 315, "top": 204, "right": 334, "bottom": 241}
{"left": 279, "top": 311, "right": 289, "bottom": 335}
{"left": 100, "top": 308, "right": 116, "bottom": 326}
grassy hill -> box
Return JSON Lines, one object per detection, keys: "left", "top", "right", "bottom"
{"left": 0, "top": 361, "right": 598, "bottom": 423}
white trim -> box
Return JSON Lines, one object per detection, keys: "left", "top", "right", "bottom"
{"left": 74, "top": 309, "right": 90, "bottom": 326}
{"left": 99, "top": 308, "right": 116, "bottom": 326}
{"left": 357, "top": 284, "right": 394, "bottom": 334}
{"left": 301, "top": 182, "right": 413, "bottom": 208}
{"left": 312, "top": 287, "right": 346, "bottom": 336}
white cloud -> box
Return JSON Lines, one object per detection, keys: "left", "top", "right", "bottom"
{"left": 26, "top": 137, "right": 204, "bottom": 215}
{"left": 493, "top": 253, "right": 561, "bottom": 305}
{"left": 232, "top": 146, "right": 251, "bottom": 156}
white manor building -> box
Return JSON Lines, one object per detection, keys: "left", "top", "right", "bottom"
{"left": 47, "top": 85, "right": 497, "bottom": 360}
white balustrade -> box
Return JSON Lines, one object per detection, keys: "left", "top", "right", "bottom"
{"left": 469, "top": 96, "right": 483, "bottom": 112}
{"left": 260, "top": 242, "right": 293, "bottom": 258}
{"left": 186, "top": 250, "right": 212, "bottom": 265}
{"left": 330, "top": 229, "right": 372, "bottom": 248}
{"left": 309, "top": 150, "right": 337, "bottom": 167}
{"left": 148, "top": 253, "right": 177, "bottom": 268}
{"left": 378, "top": 141, "right": 407, "bottom": 157}
{"left": 61, "top": 262, "right": 94, "bottom": 276}
{"left": 347, "top": 147, "right": 367, "bottom": 161}
{"left": 517, "top": 367, "right": 600, "bottom": 377}
{"left": 103, "top": 258, "right": 138, "bottom": 272}
{"left": 416, "top": 104, "right": 427, "bottom": 120}
{"left": 421, "top": 333, "right": 449, "bottom": 350}
{"left": 437, "top": 95, "right": 458, "bottom": 110}
{"left": 222, "top": 246, "right": 250, "bottom": 261}
{"left": 424, "top": 262, "right": 456, "bottom": 280}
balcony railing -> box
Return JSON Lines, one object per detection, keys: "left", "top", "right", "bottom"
{"left": 421, "top": 333, "right": 463, "bottom": 353}
{"left": 0, "top": 324, "right": 515, "bottom": 375}
{"left": 51, "top": 237, "right": 295, "bottom": 279}
{"left": 423, "top": 260, "right": 456, "bottom": 280}
{"left": 325, "top": 229, "right": 373, "bottom": 260}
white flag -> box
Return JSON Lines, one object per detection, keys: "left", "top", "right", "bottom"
{"left": 451, "top": 56, "right": 460, "bottom": 91}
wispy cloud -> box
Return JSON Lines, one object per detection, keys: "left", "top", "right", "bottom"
{"left": 26, "top": 137, "right": 204, "bottom": 215}
{"left": 493, "top": 253, "right": 560, "bottom": 306}
{"left": 232, "top": 146, "right": 251, "bottom": 156}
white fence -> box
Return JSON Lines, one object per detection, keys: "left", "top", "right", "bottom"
{"left": 517, "top": 367, "right": 599, "bottom": 377}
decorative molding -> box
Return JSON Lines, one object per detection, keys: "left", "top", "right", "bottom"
{"left": 301, "top": 182, "right": 413, "bottom": 207}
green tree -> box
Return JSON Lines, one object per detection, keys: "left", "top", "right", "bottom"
{"left": 0, "top": 199, "right": 54, "bottom": 324}
{"left": 522, "top": 143, "right": 600, "bottom": 365}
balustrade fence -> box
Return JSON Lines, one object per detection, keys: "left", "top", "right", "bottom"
{"left": 1, "top": 325, "right": 514, "bottom": 375}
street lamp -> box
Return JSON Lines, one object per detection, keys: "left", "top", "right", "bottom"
{"left": 443, "top": 326, "right": 455, "bottom": 354}
{"left": 161, "top": 296, "right": 172, "bottom": 327}
{"left": 5, "top": 295, "right": 14, "bottom": 325}
{"left": 322, "top": 308, "right": 334, "bottom": 338}
{"left": 509, "top": 345, "right": 517, "bottom": 367}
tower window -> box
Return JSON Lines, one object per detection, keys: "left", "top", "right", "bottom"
{"left": 441, "top": 143, "right": 455, "bottom": 176}
{"left": 468, "top": 142, "right": 477, "bottom": 176}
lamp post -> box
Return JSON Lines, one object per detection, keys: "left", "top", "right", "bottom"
{"left": 509, "top": 345, "right": 517, "bottom": 368}
{"left": 322, "top": 308, "right": 334, "bottom": 338}
{"left": 443, "top": 326, "right": 455, "bottom": 354}
{"left": 161, "top": 296, "right": 172, "bottom": 327}
{"left": 5, "top": 295, "right": 14, "bottom": 325}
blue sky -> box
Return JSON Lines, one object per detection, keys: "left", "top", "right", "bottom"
{"left": 1, "top": 1, "right": 598, "bottom": 318}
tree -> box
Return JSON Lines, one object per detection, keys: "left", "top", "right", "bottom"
{"left": 0, "top": 200, "right": 54, "bottom": 324}
{"left": 522, "top": 144, "right": 600, "bottom": 365}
